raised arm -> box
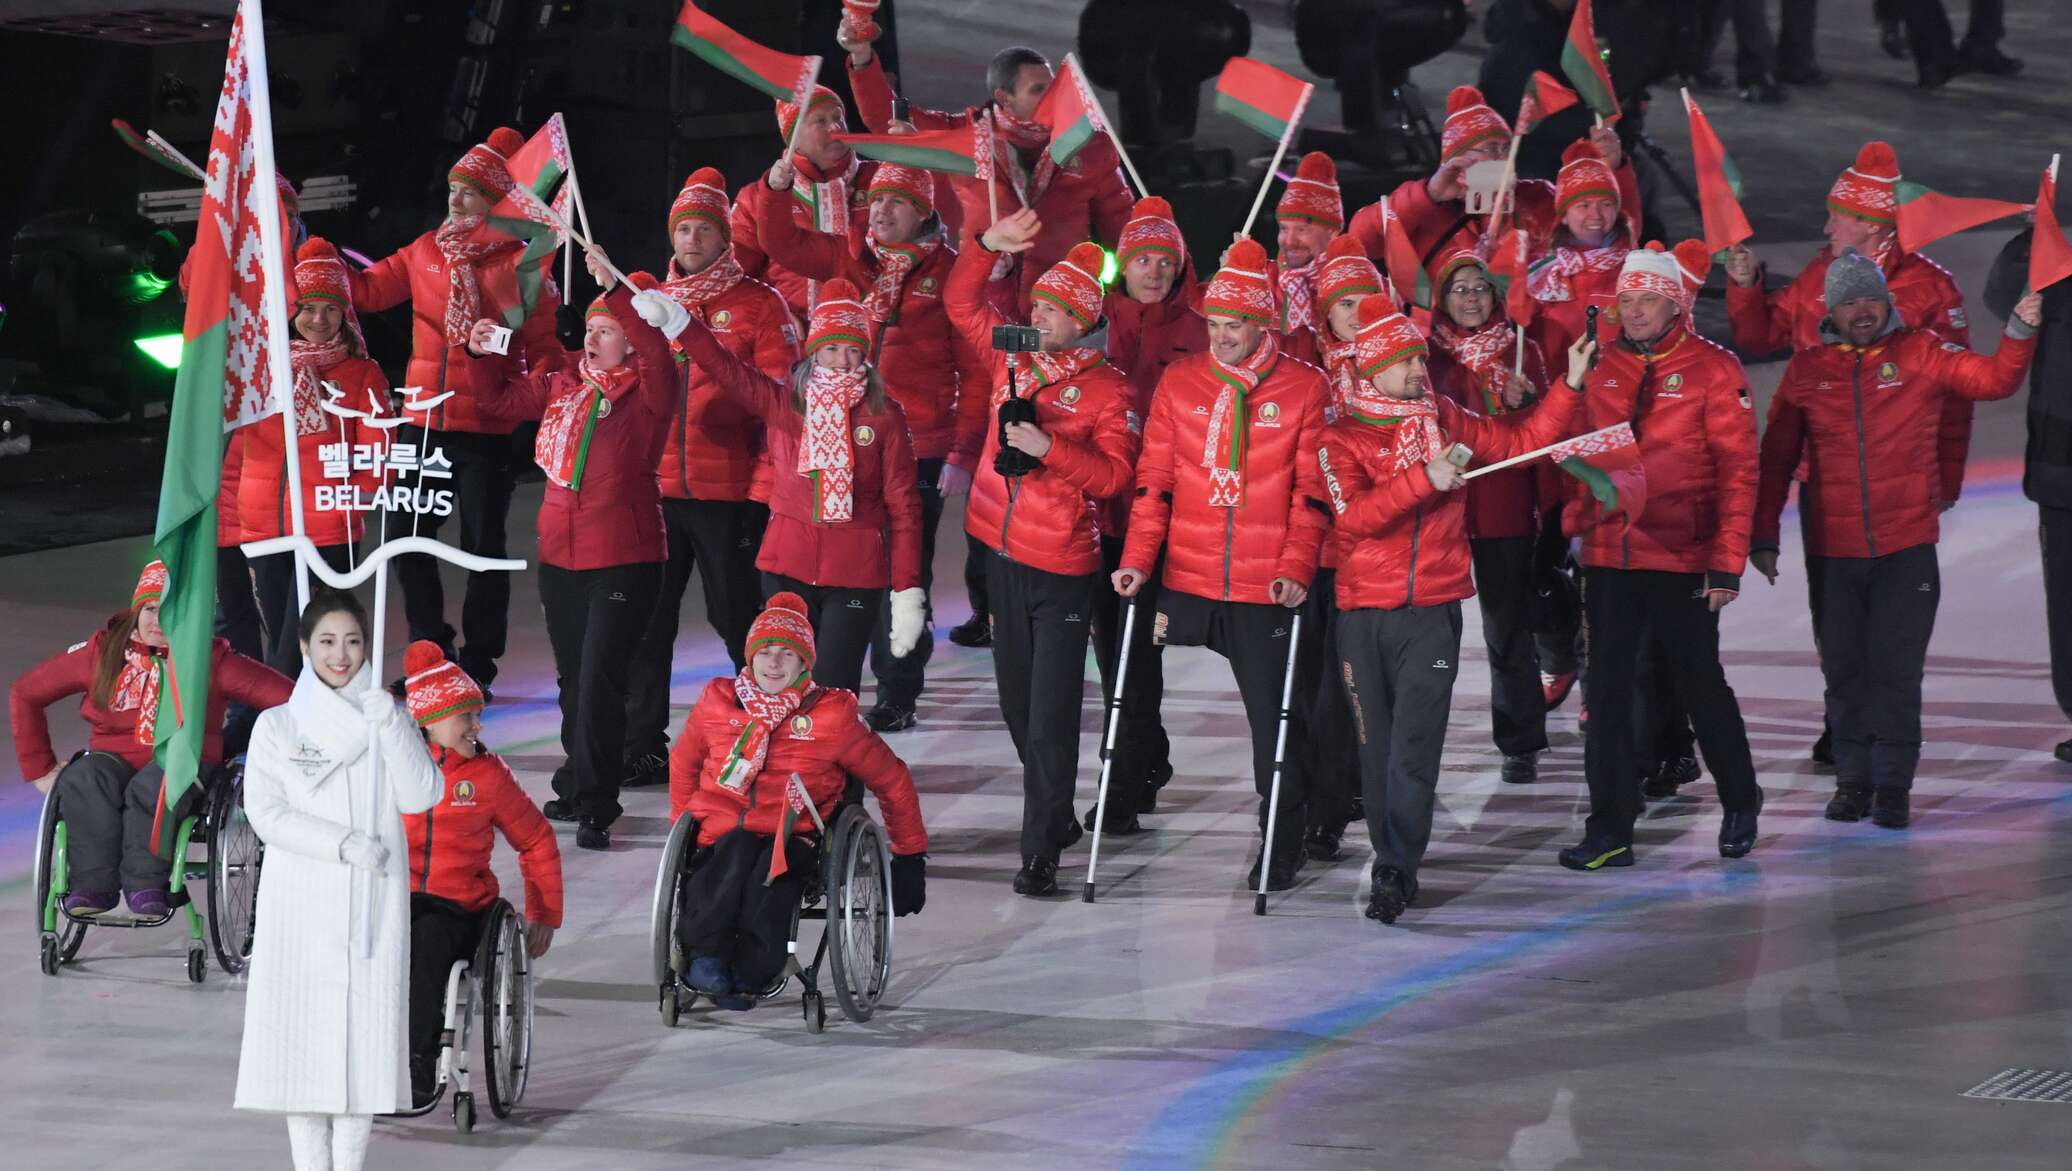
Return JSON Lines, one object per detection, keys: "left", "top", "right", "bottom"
{"left": 367, "top": 693, "right": 444, "bottom": 815}
{"left": 845, "top": 47, "right": 964, "bottom": 134}
{"left": 944, "top": 232, "right": 1010, "bottom": 357}
{"left": 750, "top": 176, "right": 859, "bottom": 282}
{"left": 346, "top": 241, "right": 413, "bottom": 314}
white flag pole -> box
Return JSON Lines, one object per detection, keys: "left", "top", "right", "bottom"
{"left": 243, "top": 0, "right": 311, "bottom": 615}
{"left": 1068, "top": 53, "right": 1148, "bottom": 197}
{"left": 1237, "top": 84, "right": 1312, "bottom": 241}
{"left": 1460, "top": 422, "right": 1627, "bottom": 481}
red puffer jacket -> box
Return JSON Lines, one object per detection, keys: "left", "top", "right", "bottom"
{"left": 658, "top": 272, "right": 796, "bottom": 503}
{"left": 1727, "top": 247, "right": 1974, "bottom": 501}
{"left": 1319, "top": 389, "right": 1583, "bottom": 610}
{"left": 944, "top": 240, "right": 1141, "bottom": 577}
{"left": 1428, "top": 328, "right": 1554, "bottom": 541}
{"left": 1755, "top": 325, "right": 2035, "bottom": 559}
{"left": 10, "top": 622, "right": 291, "bottom": 779}
{"left": 732, "top": 153, "right": 879, "bottom": 319}
{"left": 403, "top": 748, "right": 563, "bottom": 926}
{"left": 218, "top": 428, "right": 247, "bottom": 547}
{"left": 668, "top": 680, "right": 927, "bottom": 855}
{"left": 464, "top": 288, "right": 674, "bottom": 571}
{"left": 347, "top": 230, "right": 565, "bottom": 435}
{"left": 1097, "top": 271, "right": 1207, "bottom": 536}
{"left": 1526, "top": 252, "right": 1624, "bottom": 362}
{"left": 675, "top": 317, "right": 924, "bottom": 591}
{"left": 1573, "top": 331, "right": 1759, "bottom": 582}
{"left": 1348, "top": 161, "right": 1641, "bottom": 274}
{"left": 743, "top": 182, "right": 983, "bottom": 464}
{"left": 237, "top": 357, "right": 391, "bottom": 547}
{"left": 1119, "top": 349, "right": 1332, "bottom": 601}
{"left": 848, "top": 54, "right": 1133, "bottom": 314}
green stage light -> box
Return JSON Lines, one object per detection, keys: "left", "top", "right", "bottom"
{"left": 134, "top": 333, "right": 183, "bottom": 369}
{"left": 1099, "top": 247, "right": 1119, "bottom": 285}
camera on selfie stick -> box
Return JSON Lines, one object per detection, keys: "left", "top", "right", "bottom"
{"left": 992, "top": 323, "right": 1044, "bottom": 478}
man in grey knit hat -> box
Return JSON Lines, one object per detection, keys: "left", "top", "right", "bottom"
{"left": 1749, "top": 249, "right": 2043, "bottom": 827}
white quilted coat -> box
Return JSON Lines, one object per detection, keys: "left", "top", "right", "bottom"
{"left": 233, "top": 664, "right": 443, "bottom": 1115}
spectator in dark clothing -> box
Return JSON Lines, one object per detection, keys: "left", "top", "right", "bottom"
{"left": 1889, "top": 0, "right": 2022, "bottom": 88}
{"left": 1985, "top": 229, "right": 2072, "bottom": 762}
{"left": 1479, "top": 0, "right": 1595, "bottom": 182}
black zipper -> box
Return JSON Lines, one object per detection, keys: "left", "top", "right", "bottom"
{"left": 1222, "top": 508, "right": 1235, "bottom": 601}
{"left": 1850, "top": 351, "right": 1877, "bottom": 556}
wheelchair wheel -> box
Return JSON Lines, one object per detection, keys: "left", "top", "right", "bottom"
{"left": 823, "top": 806, "right": 894, "bottom": 1024}
{"left": 478, "top": 901, "right": 533, "bottom": 1120}
{"left": 205, "top": 762, "right": 262, "bottom": 975}
{"left": 650, "top": 813, "right": 696, "bottom": 991}
{"left": 33, "top": 784, "right": 88, "bottom": 974}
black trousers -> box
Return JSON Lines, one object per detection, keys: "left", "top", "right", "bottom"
{"left": 1471, "top": 537, "right": 1550, "bottom": 757}
{"left": 675, "top": 828, "right": 813, "bottom": 991}
{"left": 1700, "top": 0, "right": 1778, "bottom": 84}
{"left": 1158, "top": 592, "right": 1308, "bottom": 857}
{"left": 215, "top": 544, "right": 264, "bottom": 662}
{"left": 1089, "top": 535, "right": 1169, "bottom": 813}
{"left": 1302, "top": 571, "right": 1361, "bottom": 832}
{"left": 1819, "top": 544, "right": 1940, "bottom": 792}
{"left": 1806, "top": 516, "right": 1832, "bottom": 743}
{"left": 1894, "top": 0, "right": 2004, "bottom": 65}
{"left": 762, "top": 572, "right": 884, "bottom": 694}
{"left": 2045, "top": 506, "right": 2072, "bottom": 724}
{"left": 540, "top": 561, "right": 662, "bottom": 826}
{"left": 623, "top": 497, "right": 768, "bottom": 760}
{"left": 1581, "top": 568, "right": 1763, "bottom": 843}
{"left": 249, "top": 542, "right": 353, "bottom": 675}
{"left": 962, "top": 532, "right": 992, "bottom": 621}
{"left": 1338, "top": 604, "right": 1463, "bottom": 891}
{"left": 1777, "top": 0, "right": 1820, "bottom": 75}
{"left": 408, "top": 894, "right": 486, "bottom": 1065}
{"left": 1634, "top": 631, "right": 1696, "bottom": 766}
{"left": 869, "top": 458, "right": 946, "bottom": 711}
{"left": 55, "top": 754, "right": 194, "bottom": 893}
{"left": 986, "top": 551, "right": 1095, "bottom": 861}
{"left": 1530, "top": 519, "right": 1582, "bottom": 677}
{"left": 390, "top": 426, "right": 521, "bottom": 686}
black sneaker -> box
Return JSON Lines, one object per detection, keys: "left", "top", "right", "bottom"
{"left": 1956, "top": 42, "right": 2023, "bottom": 76}
{"left": 947, "top": 615, "right": 992, "bottom": 648}
{"left": 621, "top": 752, "right": 666, "bottom": 788}
{"left": 1870, "top": 788, "right": 1911, "bottom": 829}
{"left": 542, "top": 798, "right": 577, "bottom": 823}
{"left": 1136, "top": 759, "right": 1175, "bottom": 813}
{"left": 1558, "top": 836, "right": 1634, "bottom": 871}
{"left": 1246, "top": 847, "right": 1305, "bottom": 891}
{"left": 576, "top": 820, "right": 611, "bottom": 850}
{"left": 1811, "top": 729, "right": 1835, "bottom": 767}
{"left": 1718, "top": 809, "right": 1759, "bottom": 858}
{"left": 2055, "top": 737, "right": 2072, "bottom": 765}
{"left": 1364, "top": 865, "right": 1411, "bottom": 923}
{"left": 1739, "top": 78, "right": 1787, "bottom": 103}
{"left": 1012, "top": 856, "right": 1059, "bottom": 896}
{"left": 1083, "top": 801, "right": 1145, "bottom": 835}
{"left": 866, "top": 703, "right": 918, "bottom": 733}
{"left": 1642, "top": 754, "right": 1701, "bottom": 800}
{"left": 1304, "top": 822, "right": 1344, "bottom": 862}
{"left": 1500, "top": 753, "right": 1538, "bottom": 785}
{"left": 1823, "top": 785, "right": 1871, "bottom": 822}
{"left": 410, "top": 1056, "right": 439, "bottom": 1110}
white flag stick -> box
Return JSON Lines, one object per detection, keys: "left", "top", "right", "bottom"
{"left": 1238, "top": 83, "right": 1313, "bottom": 241}
{"left": 243, "top": 0, "right": 311, "bottom": 615}
{"left": 1069, "top": 53, "right": 1148, "bottom": 197}
{"left": 144, "top": 130, "right": 208, "bottom": 183}
{"left": 1460, "top": 422, "right": 1627, "bottom": 481}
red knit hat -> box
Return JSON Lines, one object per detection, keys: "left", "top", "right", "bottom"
{"left": 1555, "top": 139, "right": 1618, "bottom": 215}
{"left": 1203, "top": 238, "right": 1278, "bottom": 324}
{"left": 1440, "top": 86, "right": 1510, "bottom": 164}
{"left": 1616, "top": 240, "right": 1709, "bottom": 309}
{"left": 275, "top": 172, "right": 300, "bottom": 214}
{"left": 865, "top": 163, "right": 934, "bottom": 213}
{"left": 404, "top": 640, "right": 484, "bottom": 727}
{"left": 1670, "top": 239, "right": 1713, "bottom": 305}
{"left": 669, "top": 167, "right": 732, "bottom": 235}
{"left": 1276, "top": 151, "right": 1344, "bottom": 231}
{"left": 777, "top": 85, "right": 845, "bottom": 143}
{"left": 1828, "top": 141, "right": 1901, "bottom": 226}
{"left": 133, "top": 560, "right": 167, "bottom": 610}
{"left": 1430, "top": 244, "right": 1488, "bottom": 295}
{"left": 587, "top": 271, "right": 662, "bottom": 322}
{"left": 806, "top": 278, "right": 872, "bottom": 354}
{"left": 1116, "top": 196, "right": 1184, "bottom": 267}
{"left": 747, "top": 591, "right": 816, "bottom": 667}
{"left": 1317, "top": 234, "right": 1382, "bottom": 309}
{"left": 449, "top": 127, "right": 525, "bottom": 200}
{"left": 1354, "top": 295, "right": 1427, "bottom": 377}
{"left": 294, "top": 237, "right": 351, "bottom": 308}
{"left": 1031, "top": 242, "right": 1109, "bottom": 329}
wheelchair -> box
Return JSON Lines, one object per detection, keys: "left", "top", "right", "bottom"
{"left": 395, "top": 898, "right": 534, "bottom": 1133}
{"left": 650, "top": 797, "right": 894, "bottom": 1032}
{"left": 32, "top": 752, "right": 263, "bottom": 983}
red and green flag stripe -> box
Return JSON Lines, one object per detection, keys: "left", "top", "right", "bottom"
{"left": 1680, "top": 89, "right": 1753, "bottom": 255}
{"left": 1213, "top": 56, "right": 1315, "bottom": 143}
{"left": 672, "top": 0, "right": 818, "bottom": 102}
{"left": 1893, "top": 180, "right": 2030, "bottom": 255}
{"left": 1560, "top": 0, "right": 1619, "bottom": 119}
{"left": 834, "top": 126, "right": 982, "bottom": 176}
{"left": 1034, "top": 54, "right": 1105, "bottom": 166}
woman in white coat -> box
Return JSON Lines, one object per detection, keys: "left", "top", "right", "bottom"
{"left": 234, "top": 590, "right": 443, "bottom": 1171}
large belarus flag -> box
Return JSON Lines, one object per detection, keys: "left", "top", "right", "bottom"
{"left": 671, "top": 1, "right": 820, "bottom": 103}
{"left": 1560, "top": 0, "right": 1619, "bottom": 121}
{"left": 1033, "top": 54, "right": 1106, "bottom": 166}
{"left": 1213, "top": 56, "right": 1314, "bottom": 144}
{"left": 1681, "top": 89, "right": 1752, "bottom": 254}
{"left": 152, "top": 0, "right": 295, "bottom": 853}
{"left": 834, "top": 124, "right": 987, "bottom": 177}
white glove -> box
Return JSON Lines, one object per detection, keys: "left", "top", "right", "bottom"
{"left": 355, "top": 687, "right": 397, "bottom": 722}
{"left": 888, "top": 587, "right": 928, "bottom": 658}
{"left": 339, "top": 831, "right": 389, "bottom": 872}
{"left": 632, "top": 289, "right": 692, "bottom": 339}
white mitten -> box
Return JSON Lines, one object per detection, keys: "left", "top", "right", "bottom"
{"left": 632, "top": 289, "right": 692, "bottom": 339}
{"left": 339, "top": 831, "right": 390, "bottom": 872}
{"left": 888, "top": 587, "right": 928, "bottom": 657}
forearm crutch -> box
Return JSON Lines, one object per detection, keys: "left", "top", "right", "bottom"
{"left": 1082, "top": 594, "right": 1139, "bottom": 903}
{"left": 1254, "top": 610, "right": 1304, "bottom": 916}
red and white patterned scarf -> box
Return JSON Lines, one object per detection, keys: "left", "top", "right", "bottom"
{"left": 534, "top": 358, "right": 636, "bottom": 492}
{"left": 1278, "top": 256, "right": 1321, "bottom": 339}
{"left": 1346, "top": 387, "right": 1445, "bottom": 474}
{"left": 433, "top": 215, "right": 518, "bottom": 346}
{"left": 1203, "top": 333, "right": 1279, "bottom": 508}
{"left": 110, "top": 640, "right": 165, "bottom": 747}
{"left": 990, "top": 105, "right": 1062, "bottom": 211}
{"left": 790, "top": 153, "right": 861, "bottom": 240}
{"left": 1528, "top": 244, "right": 1626, "bottom": 303}
{"left": 288, "top": 337, "right": 349, "bottom": 437}
{"left": 864, "top": 234, "right": 937, "bottom": 324}
{"left": 662, "top": 247, "right": 746, "bottom": 308}
{"left": 1321, "top": 336, "right": 1359, "bottom": 424}
{"left": 714, "top": 672, "right": 815, "bottom": 798}
{"left": 1003, "top": 344, "right": 1106, "bottom": 403}
{"left": 799, "top": 364, "right": 870, "bottom": 522}
{"left": 1431, "top": 316, "right": 1517, "bottom": 414}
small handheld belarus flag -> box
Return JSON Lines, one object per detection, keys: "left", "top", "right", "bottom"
{"left": 1213, "top": 56, "right": 1315, "bottom": 144}
{"left": 672, "top": 1, "right": 821, "bottom": 105}
{"left": 1552, "top": 422, "right": 1645, "bottom": 525}
{"left": 834, "top": 124, "right": 985, "bottom": 177}
{"left": 1560, "top": 0, "right": 1620, "bottom": 122}
{"left": 1033, "top": 54, "right": 1107, "bottom": 167}
{"left": 1680, "top": 89, "right": 1752, "bottom": 255}
{"left": 1520, "top": 72, "right": 1580, "bottom": 136}
{"left": 2032, "top": 155, "right": 2072, "bottom": 294}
